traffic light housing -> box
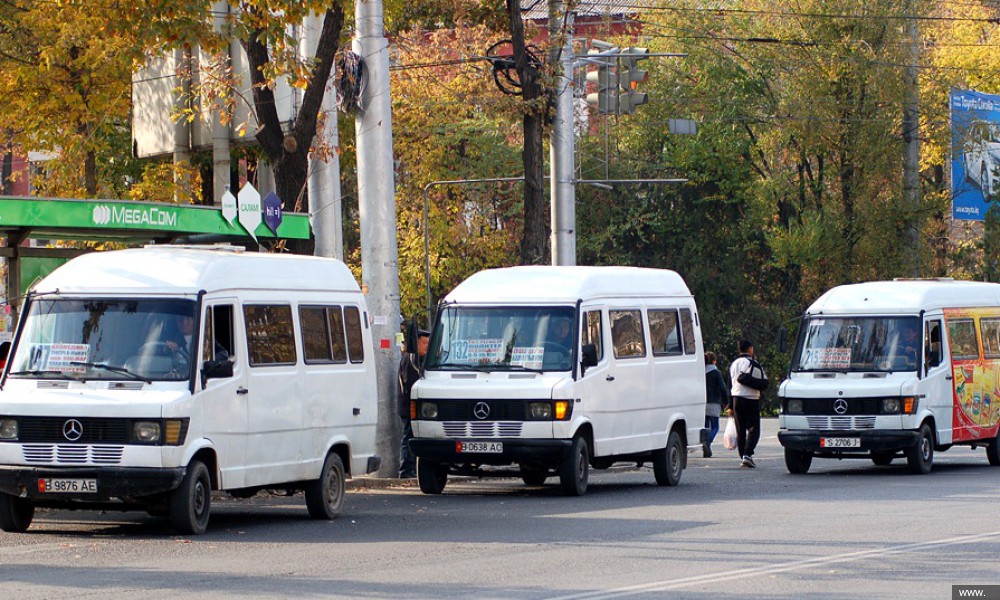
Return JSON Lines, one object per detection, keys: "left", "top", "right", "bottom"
{"left": 585, "top": 40, "right": 618, "bottom": 115}
{"left": 618, "top": 47, "right": 649, "bottom": 115}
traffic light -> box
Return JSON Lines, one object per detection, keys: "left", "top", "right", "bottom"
{"left": 585, "top": 40, "right": 618, "bottom": 115}
{"left": 618, "top": 47, "right": 649, "bottom": 115}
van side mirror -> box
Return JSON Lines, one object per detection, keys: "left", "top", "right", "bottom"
{"left": 202, "top": 359, "right": 233, "bottom": 381}
{"left": 580, "top": 344, "right": 598, "bottom": 374}
{"left": 777, "top": 326, "right": 788, "bottom": 353}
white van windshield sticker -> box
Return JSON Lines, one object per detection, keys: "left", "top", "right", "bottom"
{"left": 802, "top": 348, "right": 851, "bottom": 370}
{"left": 453, "top": 339, "right": 504, "bottom": 362}
{"left": 26, "top": 343, "right": 90, "bottom": 373}
{"left": 510, "top": 347, "right": 545, "bottom": 369}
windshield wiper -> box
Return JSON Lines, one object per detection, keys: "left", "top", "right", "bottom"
{"left": 70, "top": 361, "right": 153, "bottom": 384}
{"left": 428, "top": 362, "right": 476, "bottom": 371}
{"left": 8, "top": 369, "right": 81, "bottom": 380}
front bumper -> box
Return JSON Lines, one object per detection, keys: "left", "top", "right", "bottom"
{"left": 0, "top": 466, "right": 185, "bottom": 501}
{"left": 778, "top": 429, "right": 921, "bottom": 455}
{"left": 409, "top": 438, "right": 572, "bottom": 466}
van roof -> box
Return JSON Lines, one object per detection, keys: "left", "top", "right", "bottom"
{"left": 445, "top": 266, "right": 691, "bottom": 304}
{"left": 808, "top": 279, "right": 1000, "bottom": 315}
{"left": 33, "top": 246, "right": 361, "bottom": 296}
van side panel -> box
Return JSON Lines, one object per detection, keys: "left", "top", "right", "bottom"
{"left": 944, "top": 307, "right": 1000, "bottom": 443}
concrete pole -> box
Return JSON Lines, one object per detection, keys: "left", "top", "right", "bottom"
{"left": 305, "top": 13, "right": 345, "bottom": 260}
{"left": 355, "top": 0, "right": 402, "bottom": 477}
{"left": 550, "top": 1, "right": 576, "bottom": 266}
{"left": 209, "top": 1, "right": 231, "bottom": 206}
{"left": 903, "top": 7, "right": 921, "bottom": 276}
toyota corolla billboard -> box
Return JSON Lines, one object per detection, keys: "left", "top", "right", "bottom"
{"left": 952, "top": 88, "right": 1000, "bottom": 221}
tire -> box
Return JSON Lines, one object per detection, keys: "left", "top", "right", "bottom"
{"left": 520, "top": 466, "right": 548, "bottom": 486}
{"left": 169, "top": 460, "right": 211, "bottom": 535}
{"left": 987, "top": 427, "right": 1000, "bottom": 466}
{"left": 305, "top": 452, "right": 346, "bottom": 520}
{"left": 559, "top": 435, "right": 589, "bottom": 496}
{"left": 417, "top": 458, "right": 448, "bottom": 495}
{"left": 871, "top": 452, "right": 895, "bottom": 466}
{"left": 0, "top": 493, "right": 34, "bottom": 533}
{"left": 653, "top": 430, "right": 684, "bottom": 486}
{"left": 784, "top": 447, "right": 813, "bottom": 474}
{"left": 906, "top": 424, "right": 934, "bottom": 475}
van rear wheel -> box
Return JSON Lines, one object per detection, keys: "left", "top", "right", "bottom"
{"left": 305, "top": 451, "right": 345, "bottom": 520}
{"left": 0, "top": 493, "right": 34, "bottom": 533}
{"left": 169, "top": 459, "right": 211, "bottom": 535}
{"left": 417, "top": 458, "right": 448, "bottom": 494}
{"left": 559, "top": 435, "right": 589, "bottom": 496}
{"left": 653, "top": 430, "right": 684, "bottom": 486}
{"left": 986, "top": 428, "right": 1000, "bottom": 466}
{"left": 906, "top": 424, "right": 934, "bottom": 474}
{"left": 784, "top": 448, "right": 812, "bottom": 474}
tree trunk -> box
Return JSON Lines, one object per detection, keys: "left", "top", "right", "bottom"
{"left": 507, "top": 0, "right": 548, "bottom": 265}
{"left": 1, "top": 150, "right": 12, "bottom": 196}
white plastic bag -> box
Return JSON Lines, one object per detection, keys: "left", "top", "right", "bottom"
{"left": 722, "top": 417, "right": 738, "bottom": 450}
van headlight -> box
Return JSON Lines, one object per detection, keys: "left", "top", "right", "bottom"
{"left": 420, "top": 402, "right": 438, "bottom": 419}
{"left": 133, "top": 421, "right": 161, "bottom": 443}
{"left": 0, "top": 418, "right": 17, "bottom": 440}
{"left": 529, "top": 402, "right": 552, "bottom": 419}
{"left": 881, "top": 398, "right": 901, "bottom": 414}
{"left": 786, "top": 399, "right": 803, "bottom": 415}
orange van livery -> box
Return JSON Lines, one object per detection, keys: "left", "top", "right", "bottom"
{"left": 945, "top": 307, "right": 1000, "bottom": 442}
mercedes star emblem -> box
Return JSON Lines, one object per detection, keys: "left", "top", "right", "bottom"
{"left": 473, "top": 402, "right": 491, "bottom": 420}
{"left": 62, "top": 419, "right": 84, "bottom": 441}
{"left": 833, "top": 399, "right": 849, "bottom": 415}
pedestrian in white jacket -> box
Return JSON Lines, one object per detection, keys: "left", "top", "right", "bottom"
{"left": 729, "top": 340, "right": 768, "bottom": 468}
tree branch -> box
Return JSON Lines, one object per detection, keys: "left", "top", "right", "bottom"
{"left": 294, "top": 5, "right": 343, "bottom": 153}
{"left": 240, "top": 22, "right": 283, "bottom": 160}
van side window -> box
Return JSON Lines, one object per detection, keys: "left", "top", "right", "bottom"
{"left": 203, "top": 305, "right": 234, "bottom": 362}
{"left": 648, "top": 309, "right": 682, "bottom": 356}
{"left": 679, "top": 309, "right": 696, "bottom": 355}
{"left": 610, "top": 310, "right": 646, "bottom": 359}
{"left": 947, "top": 319, "right": 979, "bottom": 361}
{"left": 327, "top": 307, "right": 349, "bottom": 362}
{"left": 344, "top": 306, "right": 365, "bottom": 364}
{"left": 981, "top": 318, "right": 1000, "bottom": 359}
{"left": 925, "top": 319, "right": 943, "bottom": 369}
{"left": 300, "top": 307, "right": 333, "bottom": 363}
{"left": 582, "top": 310, "right": 604, "bottom": 362}
{"left": 244, "top": 304, "right": 297, "bottom": 366}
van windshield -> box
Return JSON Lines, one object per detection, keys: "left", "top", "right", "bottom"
{"left": 8, "top": 298, "right": 198, "bottom": 382}
{"left": 426, "top": 306, "right": 577, "bottom": 372}
{"left": 792, "top": 316, "right": 921, "bottom": 373}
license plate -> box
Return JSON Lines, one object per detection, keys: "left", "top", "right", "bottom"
{"left": 456, "top": 441, "right": 503, "bottom": 454}
{"left": 38, "top": 478, "right": 98, "bottom": 493}
{"left": 820, "top": 437, "right": 860, "bottom": 448}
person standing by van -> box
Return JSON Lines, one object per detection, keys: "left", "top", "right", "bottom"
{"left": 729, "top": 340, "right": 768, "bottom": 468}
{"left": 704, "top": 351, "right": 730, "bottom": 458}
{"left": 398, "top": 330, "right": 430, "bottom": 479}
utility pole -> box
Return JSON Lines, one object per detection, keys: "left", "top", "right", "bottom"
{"left": 355, "top": 0, "right": 402, "bottom": 477}
{"left": 903, "top": 4, "right": 921, "bottom": 276}
{"left": 550, "top": 0, "right": 575, "bottom": 266}
{"left": 306, "top": 13, "right": 344, "bottom": 260}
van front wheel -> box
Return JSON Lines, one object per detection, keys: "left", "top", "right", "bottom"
{"left": 0, "top": 493, "right": 34, "bottom": 532}
{"left": 417, "top": 458, "right": 448, "bottom": 494}
{"left": 169, "top": 460, "right": 211, "bottom": 535}
{"left": 653, "top": 430, "right": 684, "bottom": 486}
{"left": 906, "top": 424, "right": 934, "bottom": 475}
{"left": 305, "top": 452, "right": 345, "bottom": 520}
{"left": 560, "top": 435, "right": 590, "bottom": 496}
{"left": 784, "top": 448, "right": 812, "bottom": 474}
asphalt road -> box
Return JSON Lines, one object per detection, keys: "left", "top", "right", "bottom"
{"left": 1, "top": 419, "right": 997, "bottom": 599}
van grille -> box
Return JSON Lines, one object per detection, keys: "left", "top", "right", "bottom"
{"left": 434, "top": 400, "right": 529, "bottom": 421}
{"left": 442, "top": 422, "right": 524, "bottom": 438}
{"left": 805, "top": 416, "right": 877, "bottom": 430}
{"left": 17, "top": 417, "right": 130, "bottom": 444}
{"left": 22, "top": 444, "right": 125, "bottom": 465}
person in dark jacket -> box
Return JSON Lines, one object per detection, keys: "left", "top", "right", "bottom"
{"left": 397, "top": 330, "right": 430, "bottom": 478}
{"left": 703, "top": 351, "right": 730, "bottom": 458}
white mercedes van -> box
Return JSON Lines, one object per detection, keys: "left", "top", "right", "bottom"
{"left": 778, "top": 279, "right": 1000, "bottom": 474}
{"left": 410, "top": 266, "right": 706, "bottom": 496}
{"left": 0, "top": 246, "right": 379, "bottom": 534}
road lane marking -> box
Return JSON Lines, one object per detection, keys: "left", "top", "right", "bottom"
{"left": 545, "top": 530, "right": 1000, "bottom": 600}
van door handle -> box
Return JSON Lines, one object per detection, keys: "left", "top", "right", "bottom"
{"left": 236, "top": 387, "right": 249, "bottom": 395}
{"left": 606, "top": 375, "right": 615, "bottom": 382}
{"left": 945, "top": 375, "right": 953, "bottom": 380}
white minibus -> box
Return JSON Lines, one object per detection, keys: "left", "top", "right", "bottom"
{"left": 778, "top": 279, "right": 1000, "bottom": 474}
{"left": 410, "top": 266, "right": 707, "bottom": 495}
{"left": 0, "top": 246, "right": 379, "bottom": 533}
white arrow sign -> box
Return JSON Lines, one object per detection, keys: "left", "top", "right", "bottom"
{"left": 221, "top": 188, "right": 238, "bottom": 225}
{"left": 237, "top": 183, "right": 262, "bottom": 242}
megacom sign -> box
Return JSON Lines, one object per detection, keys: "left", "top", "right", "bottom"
{"left": 951, "top": 88, "right": 1000, "bottom": 221}
{"left": 91, "top": 204, "right": 177, "bottom": 227}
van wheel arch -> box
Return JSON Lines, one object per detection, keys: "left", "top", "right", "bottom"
{"left": 192, "top": 449, "right": 218, "bottom": 490}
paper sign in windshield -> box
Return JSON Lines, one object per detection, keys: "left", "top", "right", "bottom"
{"left": 510, "top": 347, "right": 545, "bottom": 369}
{"left": 454, "top": 339, "right": 504, "bottom": 363}
{"left": 803, "top": 348, "right": 851, "bottom": 370}
{"left": 26, "top": 343, "right": 90, "bottom": 373}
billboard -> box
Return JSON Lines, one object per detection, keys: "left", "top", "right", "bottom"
{"left": 951, "top": 88, "right": 1000, "bottom": 221}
